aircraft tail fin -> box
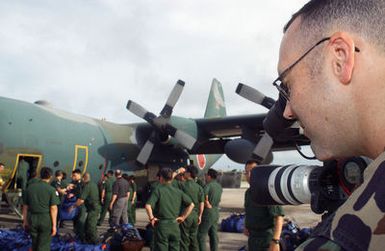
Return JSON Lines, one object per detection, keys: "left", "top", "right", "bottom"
{"left": 204, "top": 78, "right": 226, "bottom": 118}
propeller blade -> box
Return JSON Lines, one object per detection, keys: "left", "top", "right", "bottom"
{"left": 127, "top": 100, "right": 157, "bottom": 123}
{"left": 136, "top": 137, "right": 155, "bottom": 165}
{"left": 252, "top": 133, "right": 274, "bottom": 164}
{"left": 160, "top": 80, "right": 185, "bottom": 118}
{"left": 236, "top": 83, "right": 275, "bottom": 109}
{"left": 174, "top": 130, "right": 197, "bottom": 150}
{"left": 164, "top": 124, "right": 196, "bottom": 150}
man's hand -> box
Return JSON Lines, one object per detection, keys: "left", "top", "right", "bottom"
{"left": 198, "top": 215, "right": 202, "bottom": 225}
{"left": 149, "top": 217, "right": 158, "bottom": 227}
{"left": 51, "top": 226, "right": 57, "bottom": 236}
{"left": 109, "top": 203, "right": 113, "bottom": 211}
{"left": 176, "top": 216, "right": 185, "bottom": 224}
{"left": 268, "top": 240, "right": 280, "bottom": 251}
{"left": 243, "top": 227, "right": 249, "bottom": 236}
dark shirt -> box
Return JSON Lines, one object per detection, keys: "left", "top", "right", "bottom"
{"left": 112, "top": 177, "right": 130, "bottom": 199}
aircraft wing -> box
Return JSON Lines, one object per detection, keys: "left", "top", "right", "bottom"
{"left": 192, "top": 113, "right": 310, "bottom": 155}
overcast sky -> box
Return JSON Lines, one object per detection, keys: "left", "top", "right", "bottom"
{"left": 0, "top": 0, "right": 321, "bottom": 169}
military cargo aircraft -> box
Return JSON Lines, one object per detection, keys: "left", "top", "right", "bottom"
{"left": 0, "top": 79, "right": 308, "bottom": 216}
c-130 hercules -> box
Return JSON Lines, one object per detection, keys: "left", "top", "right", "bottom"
{"left": 0, "top": 79, "right": 308, "bottom": 216}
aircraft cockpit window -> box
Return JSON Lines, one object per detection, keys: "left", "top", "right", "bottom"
{"left": 78, "top": 161, "right": 84, "bottom": 167}
{"left": 98, "top": 164, "right": 103, "bottom": 170}
{"left": 53, "top": 161, "right": 59, "bottom": 167}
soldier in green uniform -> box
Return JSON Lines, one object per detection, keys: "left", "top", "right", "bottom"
{"left": 16, "top": 157, "right": 29, "bottom": 191}
{"left": 98, "top": 170, "right": 114, "bottom": 226}
{"left": 22, "top": 167, "right": 60, "bottom": 251}
{"left": 198, "top": 169, "right": 222, "bottom": 251}
{"left": 51, "top": 170, "right": 68, "bottom": 228}
{"left": 27, "top": 169, "right": 39, "bottom": 186}
{"left": 70, "top": 173, "right": 101, "bottom": 244}
{"left": 243, "top": 160, "right": 284, "bottom": 251}
{"left": 179, "top": 165, "right": 204, "bottom": 251}
{"left": 145, "top": 167, "right": 194, "bottom": 251}
{"left": 51, "top": 170, "right": 68, "bottom": 201}
{"left": 68, "top": 169, "right": 86, "bottom": 241}
{"left": 127, "top": 175, "right": 137, "bottom": 225}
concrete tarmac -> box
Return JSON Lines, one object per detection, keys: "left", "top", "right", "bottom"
{"left": 0, "top": 188, "right": 322, "bottom": 250}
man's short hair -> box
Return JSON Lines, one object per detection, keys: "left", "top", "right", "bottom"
{"left": 186, "top": 165, "right": 199, "bottom": 179}
{"left": 0, "top": 162, "right": 4, "bottom": 167}
{"left": 107, "top": 170, "right": 114, "bottom": 176}
{"left": 115, "top": 169, "right": 122, "bottom": 176}
{"left": 30, "top": 169, "right": 37, "bottom": 178}
{"left": 285, "top": 0, "right": 385, "bottom": 53}
{"left": 207, "top": 169, "right": 218, "bottom": 179}
{"left": 72, "top": 169, "right": 82, "bottom": 175}
{"left": 159, "top": 168, "right": 173, "bottom": 182}
{"left": 55, "top": 170, "right": 63, "bottom": 177}
{"left": 245, "top": 160, "right": 258, "bottom": 167}
{"left": 122, "top": 173, "right": 129, "bottom": 180}
{"left": 40, "top": 167, "right": 53, "bottom": 179}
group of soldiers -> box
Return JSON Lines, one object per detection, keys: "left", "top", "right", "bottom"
{"left": 16, "top": 161, "right": 284, "bottom": 251}
{"left": 20, "top": 166, "right": 137, "bottom": 251}
{"left": 145, "top": 166, "right": 223, "bottom": 251}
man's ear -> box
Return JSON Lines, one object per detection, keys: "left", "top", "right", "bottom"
{"left": 329, "top": 32, "right": 356, "bottom": 85}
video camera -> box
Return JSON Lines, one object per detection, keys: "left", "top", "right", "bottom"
{"left": 236, "top": 83, "right": 370, "bottom": 214}
{"left": 249, "top": 157, "right": 369, "bottom": 214}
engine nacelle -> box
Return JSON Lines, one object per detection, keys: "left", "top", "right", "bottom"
{"left": 225, "top": 139, "right": 255, "bottom": 164}
{"left": 224, "top": 138, "right": 273, "bottom": 164}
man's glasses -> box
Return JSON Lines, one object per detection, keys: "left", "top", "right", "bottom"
{"left": 273, "top": 37, "right": 360, "bottom": 102}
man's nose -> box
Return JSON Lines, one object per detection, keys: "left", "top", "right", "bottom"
{"left": 283, "top": 101, "right": 296, "bottom": 120}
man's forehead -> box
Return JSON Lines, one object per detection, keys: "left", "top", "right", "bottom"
{"left": 278, "top": 17, "right": 303, "bottom": 74}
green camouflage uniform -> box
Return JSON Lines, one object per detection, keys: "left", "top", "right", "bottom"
{"left": 198, "top": 180, "right": 222, "bottom": 251}
{"left": 24, "top": 180, "right": 60, "bottom": 251}
{"left": 146, "top": 183, "right": 192, "bottom": 251}
{"left": 244, "top": 188, "right": 284, "bottom": 251}
{"left": 297, "top": 152, "right": 385, "bottom": 251}
{"left": 79, "top": 181, "right": 101, "bottom": 244}
{"left": 179, "top": 179, "right": 204, "bottom": 251}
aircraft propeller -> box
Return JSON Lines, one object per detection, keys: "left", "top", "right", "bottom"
{"left": 236, "top": 83, "right": 275, "bottom": 164}
{"left": 127, "top": 80, "right": 197, "bottom": 165}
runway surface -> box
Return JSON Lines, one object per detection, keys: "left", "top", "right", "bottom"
{"left": 0, "top": 188, "right": 322, "bottom": 250}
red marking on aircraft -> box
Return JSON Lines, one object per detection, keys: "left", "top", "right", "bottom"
{"left": 197, "top": 154, "right": 206, "bottom": 169}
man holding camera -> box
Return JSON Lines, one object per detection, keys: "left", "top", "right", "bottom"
{"left": 276, "top": 0, "right": 385, "bottom": 250}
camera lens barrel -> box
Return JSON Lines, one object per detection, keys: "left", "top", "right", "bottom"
{"left": 250, "top": 164, "right": 319, "bottom": 205}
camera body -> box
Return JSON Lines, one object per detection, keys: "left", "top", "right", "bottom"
{"left": 249, "top": 157, "right": 369, "bottom": 214}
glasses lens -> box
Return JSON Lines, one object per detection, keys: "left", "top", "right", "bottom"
{"left": 273, "top": 80, "right": 290, "bottom": 101}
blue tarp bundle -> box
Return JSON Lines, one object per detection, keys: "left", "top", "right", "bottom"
{"left": 221, "top": 213, "right": 245, "bottom": 233}
{"left": 0, "top": 228, "right": 109, "bottom": 251}
{"left": 0, "top": 228, "right": 31, "bottom": 251}
{"left": 60, "top": 196, "right": 80, "bottom": 221}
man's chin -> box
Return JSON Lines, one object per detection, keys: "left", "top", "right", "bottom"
{"left": 310, "top": 143, "right": 336, "bottom": 161}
